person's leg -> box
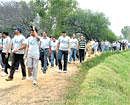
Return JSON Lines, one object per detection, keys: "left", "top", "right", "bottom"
{"left": 79, "top": 49, "right": 82, "bottom": 63}
{"left": 43, "top": 49, "right": 49, "bottom": 73}
{"left": 32, "top": 58, "right": 39, "bottom": 82}
{"left": 54, "top": 51, "right": 58, "bottom": 66}
{"left": 69, "top": 48, "right": 73, "bottom": 63}
{"left": 51, "top": 51, "right": 54, "bottom": 67}
{"left": 15, "top": 61, "right": 19, "bottom": 70}
{"left": 7, "top": 54, "right": 18, "bottom": 80}
{"left": 19, "top": 54, "right": 26, "bottom": 79}
{"left": 0, "top": 52, "right": 3, "bottom": 70}
{"left": 27, "top": 57, "right": 33, "bottom": 78}
{"left": 73, "top": 49, "right": 77, "bottom": 62}
{"left": 1, "top": 53, "right": 6, "bottom": 73}
{"left": 63, "top": 51, "right": 68, "bottom": 71}
{"left": 4, "top": 53, "right": 11, "bottom": 74}
{"left": 80, "top": 49, "right": 85, "bottom": 62}
{"left": 58, "top": 50, "right": 63, "bottom": 70}
{"left": 40, "top": 51, "right": 44, "bottom": 70}
{"left": 82, "top": 49, "right": 85, "bottom": 61}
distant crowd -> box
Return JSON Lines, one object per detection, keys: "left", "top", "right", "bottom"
{"left": 0, "top": 26, "right": 128, "bottom": 85}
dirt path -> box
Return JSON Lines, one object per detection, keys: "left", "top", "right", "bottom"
{"left": 0, "top": 61, "right": 79, "bottom": 105}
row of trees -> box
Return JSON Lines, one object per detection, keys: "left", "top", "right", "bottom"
{"left": 0, "top": 0, "right": 117, "bottom": 41}
{"left": 121, "top": 26, "right": 130, "bottom": 41}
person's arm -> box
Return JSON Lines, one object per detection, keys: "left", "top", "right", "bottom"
{"left": 49, "top": 39, "right": 52, "bottom": 55}
{"left": 56, "top": 37, "right": 60, "bottom": 53}
{"left": 32, "top": 26, "right": 41, "bottom": 41}
{"left": 18, "top": 43, "right": 27, "bottom": 51}
{"left": 6, "top": 38, "right": 12, "bottom": 54}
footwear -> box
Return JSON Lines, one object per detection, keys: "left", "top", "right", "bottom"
{"left": 5, "top": 77, "right": 13, "bottom": 81}
{"left": 22, "top": 76, "right": 26, "bottom": 80}
{"left": 58, "top": 69, "right": 62, "bottom": 73}
{"left": 15, "top": 69, "right": 19, "bottom": 72}
{"left": 63, "top": 70, "right": 67, "bottom": 73}
{"left": 33, "top": 80, "right": 37, "bottom": 85}
{"left": 27, "top": 76, "right": 33, "bottom": 80}
{"left": 68, "top": 61, "right": 71, "bottom": 64}
{"left": 43, "top": 70, "right": 46, "bottom": 74}
{"left": 1, "top": 72, "right": 8, "bottom": 77}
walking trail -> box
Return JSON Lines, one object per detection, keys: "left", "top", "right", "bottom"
{"left": 0, "top": 61, "right": 80, "bottom": 105}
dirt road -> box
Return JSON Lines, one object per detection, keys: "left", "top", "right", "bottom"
{"left": 0, "top": 62, "right": 79, "bottom": 105}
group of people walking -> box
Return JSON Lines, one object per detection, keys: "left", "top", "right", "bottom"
{"left": 0, "top": 27, "right": 87, "bottom": 85}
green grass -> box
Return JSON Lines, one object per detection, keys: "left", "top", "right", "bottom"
{"left": 56, "top": 51, "right": 130, "bottom": 105}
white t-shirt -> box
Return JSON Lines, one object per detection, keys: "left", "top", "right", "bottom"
{"left": 50, "top": 40, "right": 58, "bottom": 51}
{"left": 69, "top": 38, "right": 78, "bottom": 49}
{"left": 40, "top": 37, "right": 50, "bottom": 49}
{"left": 58, "top": 36, "right": 70, "bottom": 51}
{"left": 26, "top": 36, "right": 40, "bottom": 59}
{"left": 12, "top": 34, "right": 25, "bottom": 54}
{"left": 2, "top": 36, "right": 11, "bottom": 53}
{"left": 105, "top": 41, "right": 110, "bottom": 46}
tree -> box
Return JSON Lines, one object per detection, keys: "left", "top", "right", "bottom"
{"left": 0, "top": 1, "right": 34, "bottom": 36}
{"left": 121, "top": 26, "right": 130, "bottom": 40}
{"left": 64, "top": 9, "right": 116, "bottom": 41}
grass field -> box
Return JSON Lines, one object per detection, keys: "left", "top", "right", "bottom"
{"left": 59, "top": 51, "right": 130, "bottom": 105}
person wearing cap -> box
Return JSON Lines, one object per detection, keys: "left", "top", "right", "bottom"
{"left": 6, "top": 28, "right": 26, "bottom": 81}
{"left": 40, "top": 31, "right": 51, "bottom": 74}
{"left": 1, "top": 32, "right": 11, "bottom": 77}
{"left": 57, "top": 31, "right": 70, "bottom": 73}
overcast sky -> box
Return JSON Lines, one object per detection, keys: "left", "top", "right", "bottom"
{"left": 77, "top": 0, "right": 130, "bottom": 36}
{"left": 0, "top": 0, "right": 130, "bottom": 36}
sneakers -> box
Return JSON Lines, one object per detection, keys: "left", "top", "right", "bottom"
{"left": 63, "top": 71, "right": 67, "bottom": 73}
{"left": 58, "top": 69, "right": 62, "bottom": 73}
{"left": 15, "top": 69, "right": 19, "bottom": 72}
{"left": 68, "top": 61, "right": 71, "bottom": 64}
{"left": 5, "top": 77, "right": 13, "bottom": 81}
{"left": 1, "top": 71, "right": 8, "bottom": 77}
{"left": 22, "top": 76, "right": 26, "bottom": 80}
{"left": 33, "top": 80, "right": 38, "bottom": 85}
{"left": 27, "top": 76, "right": 33, "bottom": 80}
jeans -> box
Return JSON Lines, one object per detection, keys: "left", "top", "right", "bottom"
{"left": 69, "top": 48, "right": 77, "bottom": 62}
{"left": 9, "top": 53, "right": 26, "bottom": 79}
{"left": 58, "top": 50, "right": 68, "bottom": 71}
{"left": 40, "top": 48, "right": 49, "bottom": 72}
{"left": 79, "top": 49, "right": 85, "bottom": 63}
{"left": 51, "top": 50, "right": 58, "bottom": 67}
{"left": 1, "top": 53, "right": 11, "bottom": 74}
{"left": 15, "top": 61, "right": 19, "bottom": 70}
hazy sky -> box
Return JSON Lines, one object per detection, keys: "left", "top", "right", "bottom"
{"left": 77, "top": 0, "right": 130, "bottom": 36}
{"left": 0, "top": 0, "right": 130, "bottom": 36}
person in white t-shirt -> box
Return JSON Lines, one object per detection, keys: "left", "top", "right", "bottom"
{"left": 40, "top": 32, "right": 51, "bottom": 74}
{"left": 25, "top": 26, "right": 40, "bottom": 85}
{"left": 1, "top": 32, "right": 11, "bottom": 76}
{"left": 6, "top": 28, "right": 26, "bottom": 81}
{"left": 57, "top": 31, "right": 70, "bottom": 72}
{"left": 50, "top": 36, "right": 58, "bottom": 67}
{"left": 68, "top": 34, "right": 78, "bottom": 64}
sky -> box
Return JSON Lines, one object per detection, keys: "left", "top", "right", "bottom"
{"left": 77, "top": 0, "right": 130, "bottom": 36}
{"left": 0, "top": 0, "right": 130, "bottom": 36}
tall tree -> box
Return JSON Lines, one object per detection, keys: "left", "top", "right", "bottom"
{"left": 0, "top": 1, "right": 34, "bottom": 36}
{"left": 121, "top": 26, "right": 130, "bottom": 39}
